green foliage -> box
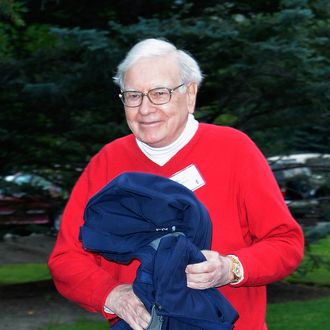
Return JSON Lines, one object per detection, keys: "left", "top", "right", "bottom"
{"left": 104, "top": 0, "right": 330, "bottom": 156}
{"left": 0, "top": 22, "right": 128, "bottom": 187}
{"left": 0, "top": 0, "right": 329, "bottom": 188}
{"left": 0, "top": 1, "right": 26, "bottom": 57}
{"left": 0, "top": 0, "right": 26, "bottom": 26}
{"left": 22, "top": 24, "right": 58, "bottom": 54}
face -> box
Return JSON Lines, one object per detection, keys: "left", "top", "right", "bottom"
{"left": 123, "top": 56, "right": 197, "bottom": 148}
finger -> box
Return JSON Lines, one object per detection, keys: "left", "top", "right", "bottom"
{"left": 129, "top": 320, "right": 144, "bottom": 330}
{"left": 108, "top": 285, "right": 151, "bottom": 329}
{"left": 200, "top": 249, "right": 213, "bottom": 258}
{"left": 137, "top": 306, "right": 152, "bottom": 328}
{"left": 127, "top": 306, "right": 150, "bottom": 330}
{"left": 131, "top": 300, "right": 151, "bottom": 328}
{"left": 201, "top": 250, "right": 221, "bottom": 263}
{"left": 187, "top": 278, "right": 211, "bottom": 290}
{"left": 185, "top": 260, "right": 209, "bottom": 274}
{"left": 187, "top": 269, "right": 213, "bottom": 281}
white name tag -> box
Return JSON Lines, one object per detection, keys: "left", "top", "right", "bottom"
{"left": 170, "top": 164, "right": 205, "bottom": 191}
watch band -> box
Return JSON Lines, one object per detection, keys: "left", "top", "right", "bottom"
{"left": 228, "top": 255, "right": 242, "bottom": 283}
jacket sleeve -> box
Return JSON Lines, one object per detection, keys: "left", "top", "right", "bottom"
{"left": 48, "top": 150, "right": 122, "bottom": 320}
{"left": 232, "top": 140, "right": 304, "bottom": 286}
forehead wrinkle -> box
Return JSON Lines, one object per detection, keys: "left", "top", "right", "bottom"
{"left": 124, "top": 81, "right": 175, "bottom": 92}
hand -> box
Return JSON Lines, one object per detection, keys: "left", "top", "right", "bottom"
{"left": 105, "top": 284, "right": 151, "bottom": 330}
{"left": 185, "top": 250, "right": 234, "bottom": 289}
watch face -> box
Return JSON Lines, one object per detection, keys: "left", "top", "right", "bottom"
{"left": 230, "top": 256, "right": 242, "bottom": 281}
{"left": 234, "top": 264, "right": 241, "bottom": 277}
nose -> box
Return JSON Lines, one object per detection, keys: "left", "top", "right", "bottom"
{"left": 138, "top": 94, "right": 156, "bottom": 115}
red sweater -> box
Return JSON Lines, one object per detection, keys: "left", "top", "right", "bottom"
{"left": 48, "top": 124, "right": 304, "bottom": 330}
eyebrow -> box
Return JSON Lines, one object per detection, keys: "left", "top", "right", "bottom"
{"left": 123, "top": 83, "right": 173, "bottom": 91}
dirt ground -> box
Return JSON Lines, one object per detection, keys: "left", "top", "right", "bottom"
{"left": 1, "top": 233, "right": 330, "bottom": 330}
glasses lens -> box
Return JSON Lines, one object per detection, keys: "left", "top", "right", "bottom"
{"left": 123, "top": 91, "right": 142, "bottom": 106}
{"left": 148, "top": 88, "right": 171, "bottom": 105}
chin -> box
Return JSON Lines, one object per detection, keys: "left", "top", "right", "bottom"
{"left": 145, "top": 139, "right": 166, "bottom": 148}
{"left": 145, "top": 141, "right": 162, "bottom": 148}
{"left": 139, "top": 135, "right": 164, "bottom": 147}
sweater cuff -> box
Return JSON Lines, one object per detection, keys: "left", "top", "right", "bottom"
{"left": 104, "top": 305, "right": 115, "bottom": 314}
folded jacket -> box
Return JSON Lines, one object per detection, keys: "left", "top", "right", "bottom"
{"left": 80, "top": 172, "right": 238, "bottom": 329}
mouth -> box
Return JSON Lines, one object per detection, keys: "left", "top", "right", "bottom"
{"left": 140, "top": 120, "right": 161, "bottom": 127}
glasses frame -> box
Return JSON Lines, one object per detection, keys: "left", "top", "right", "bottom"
{"left": 119, "top": 83, "right": 185, "bottom": 108}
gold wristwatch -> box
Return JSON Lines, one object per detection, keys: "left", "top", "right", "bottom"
{"left": 228, "top": 255, "right": 242, "bottom": 283}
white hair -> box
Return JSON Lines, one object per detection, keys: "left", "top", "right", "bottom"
{"left": 113, "top": 38, "right": 203, "bottom": 89}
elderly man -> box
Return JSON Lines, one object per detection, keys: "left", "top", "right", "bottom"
{"left": 49, "top": 38, "right": 304, "bottom": 330}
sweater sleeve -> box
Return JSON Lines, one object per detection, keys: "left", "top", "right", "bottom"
{"left": 233, "top": 139, "right": 304, "bottom": 286}
{"left": 48, "top": 150, "right": 123, "bottom": 320}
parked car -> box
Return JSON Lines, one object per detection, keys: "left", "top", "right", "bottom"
{"left": 268, "top": 153, "right": 330, "bottom": 226}
{"left": 0, "top": 172, "right": 68, "bottom": 232}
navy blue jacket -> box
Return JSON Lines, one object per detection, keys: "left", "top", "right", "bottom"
{"left": 80, "top": 172, "right": 238, "bottom": 329}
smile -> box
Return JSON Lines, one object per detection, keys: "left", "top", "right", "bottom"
{"left": 140, "top": 121, "right": 161, "bottom": 126}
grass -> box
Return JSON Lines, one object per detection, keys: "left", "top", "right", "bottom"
{"left": 266, "top": 235, "right": 330, "bottom": 329}
{"left": 288, "top": 235, "right": 330, "bottom": 286}
{"left": 1, "top": 236, "right": 328, "bottom": 286}
{"left": 0, "top": 263, "right": 51, "bottom": 285}
{"left": 1, "top": 235, "right": 329, "bottom": 329}
{"left": 266, "top": 297, "right": 330, "bottom": 329}
{"left": 39, "top": 297, "right": 330, "bottom": 330}
{"left": 40, "top": 319, "right": 108, "bottom": 330}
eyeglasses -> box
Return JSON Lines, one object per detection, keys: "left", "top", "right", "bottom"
{"left": 119, "top": 83, "right": 185, "bottom": 108}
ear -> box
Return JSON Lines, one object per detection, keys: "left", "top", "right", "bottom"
{"left": 186, "top": 82, "right": 198, "bottom": 114}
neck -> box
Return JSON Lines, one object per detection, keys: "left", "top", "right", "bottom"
{"left": 136, "top": 114, "right": 199, "bottom": 166}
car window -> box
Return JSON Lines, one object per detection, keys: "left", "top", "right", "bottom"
{"left": 13, "top": 174, "right": 33, "bottom": 185}
{"left": 30, "top": 175, "right": 53, "bottom": 190}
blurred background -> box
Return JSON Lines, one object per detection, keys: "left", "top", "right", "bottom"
{"left": 0, "top": 1, "right": 330, "bottom": 329}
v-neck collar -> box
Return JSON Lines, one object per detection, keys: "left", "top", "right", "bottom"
{"left": 130, "top": 124, "right": 203, "bottom": 172}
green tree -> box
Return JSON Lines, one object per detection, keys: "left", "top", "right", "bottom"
{"left": 0, "top": 0, "right": 329, "bottom": 188}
